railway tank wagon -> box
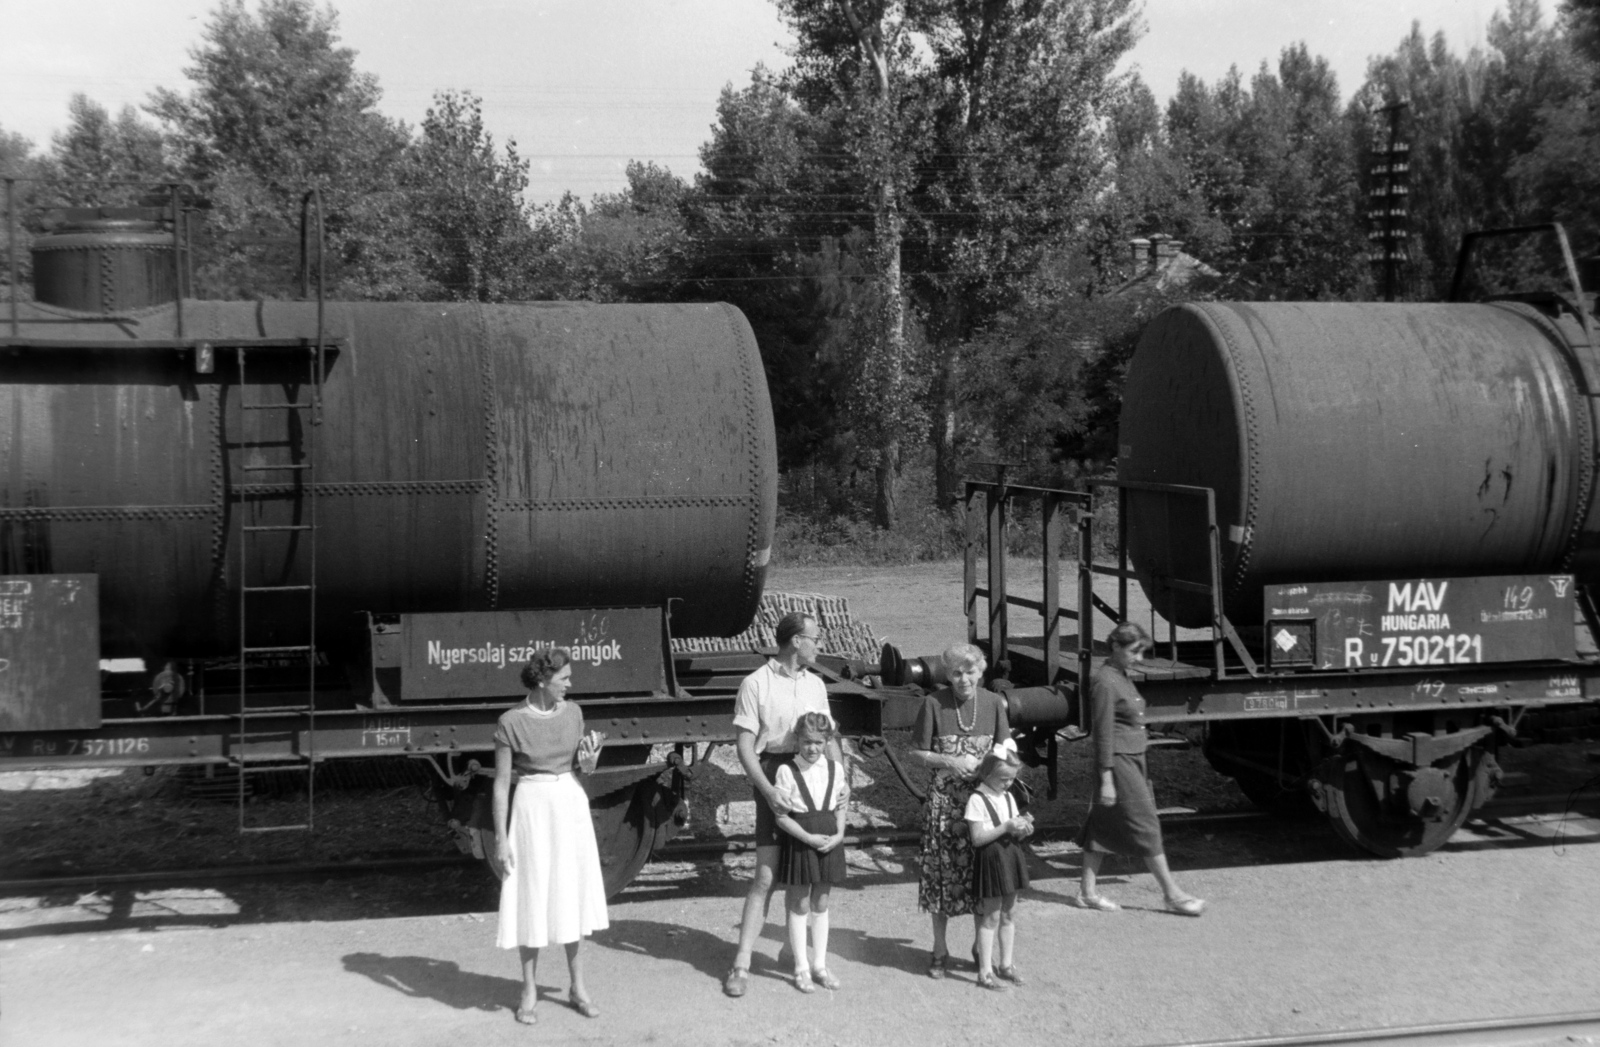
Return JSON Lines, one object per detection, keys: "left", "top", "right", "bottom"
{"left": 0, "top": 202, "right": 888, "bottom": 894}
{"left": 885, "top": 232, "right": 1600, "bottom": 858}
{"left": 1110, "top": 265, "right": 1600, "bottom": 854}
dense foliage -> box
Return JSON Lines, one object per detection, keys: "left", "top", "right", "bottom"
{"left": 6, "top": 0, "right": 1600, "bottom": 536}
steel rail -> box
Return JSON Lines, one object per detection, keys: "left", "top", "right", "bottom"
{"left": 1141, "top": 1009, "right": 1600, "bottom": 1047}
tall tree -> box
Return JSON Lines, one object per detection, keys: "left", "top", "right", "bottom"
{"left": 147, "top": 0, "right": 415, "bottom": 298}
{"left": 1356, "top": 3, "right": 1584, "bottom": 297}
{"left": 1168, "top": 45, "right": 1365, "bottom": 300}
{"left": 777, "top": 0, "right": 922, "bottom": 528}
{"left": 909, "top": 0, "right": 1141, "bottom": 505}
{"left": 46, "top": 95, "right": 168, "bottom": 205}
{"left": 404, "top": 90, "right": 534, "bottom": 302}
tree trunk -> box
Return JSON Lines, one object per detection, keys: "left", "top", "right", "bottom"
{"left": 875, "top": 435, "right": 899, "bottom": 528}
{"left": 873, "top": 173, "right": 904, "bottom": 529}
{"left": 837, "top": 0, "right": 906, "bottom": 532}
{"left": 932, "top": 356, "right": 959, "bottom": 508}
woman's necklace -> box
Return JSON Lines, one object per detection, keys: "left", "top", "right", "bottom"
{"left": 953, "top": 688, "right": 977, "bottom": 733}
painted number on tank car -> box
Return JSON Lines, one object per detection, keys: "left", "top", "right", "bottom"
{"left": 362, "top": 716, "right": 411, "bottom": 747}
{"left": 5, "top": 736, "right": 150, "bottom": 757}
{"left": 1359, "top": 634, "right": 1486, "bottom": 667}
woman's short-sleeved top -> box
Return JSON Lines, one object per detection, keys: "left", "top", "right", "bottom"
{"left": 912, "top": 686, "right": 1009, "bottom": 750}
{"left": 494, "top": 701, "right": 583, "bottom": 776}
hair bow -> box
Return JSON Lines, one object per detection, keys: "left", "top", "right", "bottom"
{"left": 991, "top": 738, "right": 1018, "bottom": 759}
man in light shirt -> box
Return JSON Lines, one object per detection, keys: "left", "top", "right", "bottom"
{"left": 722, "top": 611, "right": 839, "bottom": 997}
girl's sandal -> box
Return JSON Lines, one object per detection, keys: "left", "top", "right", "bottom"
{"left": 997, "top": 965, "right": 1027, "bottom": 987}
{"left": 811, "top": 968, "right": 841, "bottom": 990}
{"left": 569, "top": 992, "right": 600, "bottom": 1019}
{"left": 792, "top": 971, "right": 816, "bottom": 994}
{"left": 513, "top": 1005, "right": 538, "bottom": 1025}
{"left": 974, "top": 971, "right": 1009, "bottom": 992}
{"left": 927, "top": 951, "right": 949, "bottom": 980}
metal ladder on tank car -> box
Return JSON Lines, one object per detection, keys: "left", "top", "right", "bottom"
{"left": 229, "top": 191, "right": 330, "bottom": 833}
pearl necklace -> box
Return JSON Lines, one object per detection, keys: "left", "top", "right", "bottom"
{"left": 953, "top": 689, "right": 977, "bottom": 733}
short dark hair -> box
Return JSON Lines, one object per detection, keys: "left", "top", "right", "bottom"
{"left": 520, "top": 648, "right": 572, "bottom": 690}
{"left": 1108, "top": 621, "right": 1151, "bottom": 650}
{"left": 795, "top": 711, "right": 834, "bottom": 743}
{"left": 775, "top": 611, "right": 815, "bottom": 649}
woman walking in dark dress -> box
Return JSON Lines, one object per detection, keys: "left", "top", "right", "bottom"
{"left": 1077, "top": 622, "right": 1205, "bottom": 916}
{"left": 906, "top": 643, "right": 1011, "bottom": 977}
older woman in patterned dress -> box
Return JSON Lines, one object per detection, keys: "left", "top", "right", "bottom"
{"left": 904, "top": 643, "right": 1011, "bottom": 978}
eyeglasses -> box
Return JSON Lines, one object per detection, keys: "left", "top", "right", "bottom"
{"left": 797, "top": 631, "right": 826, "bottom": 643}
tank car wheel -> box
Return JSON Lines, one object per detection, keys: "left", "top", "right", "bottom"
{"left": 589, "top": 774, "right": 682, "bottom": 899}
{"left": 1318, "top": 748, "right": 1479, "bottom": 858}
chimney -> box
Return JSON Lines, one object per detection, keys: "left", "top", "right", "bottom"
{"left": 1128, "top": 237, "right": 1150, "bottom": 269}
{"left": 1147, "top": 233, "right": 1171, "bottom": 271}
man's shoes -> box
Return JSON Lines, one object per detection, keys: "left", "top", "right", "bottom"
{"left": 722, "top": 967, "right": 749, "bottom": 997}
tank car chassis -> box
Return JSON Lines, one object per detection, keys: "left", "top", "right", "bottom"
{"left": 906, "top": 470, "right": 1600, "bottom": 858}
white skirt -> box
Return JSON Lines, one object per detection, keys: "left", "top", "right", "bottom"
{"left": 496, "top": 773, "right": 610, "bottom": 949}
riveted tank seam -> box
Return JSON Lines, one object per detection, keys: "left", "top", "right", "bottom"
{"left": 1489, "top": 302, "right": 1596, "bottom": 570}
{"left": 99, "top": 250, "right": 115, "bottom": 314}
{"left": 208, "top": 376, "right": 229, "bottom": 641}
{"left": 229, "top": 480, "right": 489, "bottom": 498}
{"left": 477, "top": 305, "right": 499, "bottom": 610}
{"left": 0, "top": 505, "right": 215, "bottom": 521}
{"left": 727, "top": 302, "right": 763, "bottom": 630}
{"left": 498, "top": 495, "right": 752, "bottom": 511}
{"left": 1191, "top": 303, "right": 1260, "bottom": 609}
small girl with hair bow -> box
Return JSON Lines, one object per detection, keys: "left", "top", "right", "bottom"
{"left": 964, "top": 739, "right": 1033, "bottom": 990}
{"left": 773, "top": 711, "right": 850, "bottom": 992}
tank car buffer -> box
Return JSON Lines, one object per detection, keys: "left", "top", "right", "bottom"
{"left": 879, "top": 226, "right": 1600, "bottom": 859}
{"left": 0, "top": 187, "right": 908, "bottom": 897}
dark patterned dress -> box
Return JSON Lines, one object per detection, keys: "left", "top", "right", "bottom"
{"left": 912, "top": 686, "right": 1010, "bottom": 916}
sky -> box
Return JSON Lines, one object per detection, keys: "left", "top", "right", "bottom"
{"left": 0, "top": 0, "right": 1498, "bottom": 203}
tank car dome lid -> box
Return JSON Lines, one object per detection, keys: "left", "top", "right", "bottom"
{"left": 38, "top": 205, "right": 175, "bottom": 233}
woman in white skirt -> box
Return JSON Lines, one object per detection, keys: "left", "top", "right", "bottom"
{"left": 493, "top": 648, "right": 608, "bottom": 1024}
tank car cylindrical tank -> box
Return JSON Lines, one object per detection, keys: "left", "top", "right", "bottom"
{"left": 0, "top": 298, "right": 777, "bottom": 655}
{"left": 1118, "top": 301, "right": 1597, "bottom": 628}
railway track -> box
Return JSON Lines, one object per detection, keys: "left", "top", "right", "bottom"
{"left": 3, "top": 791, "right": 1594, "bottom": 895}
{"left": 1147, "top": 1010, "right": 1600, "bottom": 1047}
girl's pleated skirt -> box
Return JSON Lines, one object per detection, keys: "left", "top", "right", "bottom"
{"left": 496, "top": 773, "right": 610, "bottom": 949}
{"left": 972, "top": 835, "right": 1030, "bottom": 899}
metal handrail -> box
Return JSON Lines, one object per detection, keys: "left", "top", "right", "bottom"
{"left": 1082, "top": 478, "right": 1257, "bottom": 680}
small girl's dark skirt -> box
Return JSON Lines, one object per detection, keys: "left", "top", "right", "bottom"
{"left": 779, "top": 808, "right": 846, "bottom": 885}
{"left": 1077, "top": 752, "right": 1164, "bottom": 858}
{"left": 972, "top": 835, "right": 1030, "bottom": 898}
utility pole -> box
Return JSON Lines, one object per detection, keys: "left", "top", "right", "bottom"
{"left": 1367, "top": 102, "right": 1411, "bottom": 302}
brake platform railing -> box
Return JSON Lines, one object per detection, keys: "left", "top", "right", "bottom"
{"left": 962, "top": 467, "right": 1093, "bottom": 695}
{"left": 1082, "top": 479, "right": 1259, "bottom": 680}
